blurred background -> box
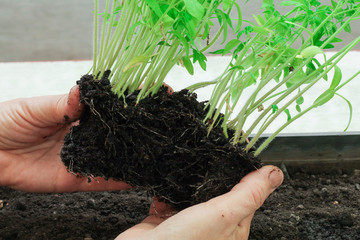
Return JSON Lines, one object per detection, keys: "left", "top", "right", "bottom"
{"left": 1, "top": 0, "right": 360, "bottom": 62}
{"left": 1, "top": 0, "right": 360, "bottom": 134}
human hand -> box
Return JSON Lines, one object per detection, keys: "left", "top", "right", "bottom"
{"left": 0, "top": 86, "right": 131, "bottom": 192}
{"left": 116, "top": 165, "right": 283, "bottom": 240}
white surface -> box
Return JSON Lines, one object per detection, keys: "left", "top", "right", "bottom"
{"left": 1, "top": 53, "right": 359, "bottom": 134}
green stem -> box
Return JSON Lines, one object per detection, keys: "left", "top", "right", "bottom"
{"left": 186, "top": 79, "right": 219, "bottom": 91}
{"left": 97, "top": 0, "right": 110, "bottom": 74}
{"left": 93, "top": 0, "right": 99, "bottom": 74}
{"left": 254, "top": 70, "right": 360, "bottom": 156}
{"left": 240, "top": 7, "right": 360, "bottom": 141}
{"left": 247, "top": 38, "right": 360, "bottom": 152}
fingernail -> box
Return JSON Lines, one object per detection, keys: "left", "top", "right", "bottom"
{"left": 269, "top": 167, "right": 284, "bottom": 189}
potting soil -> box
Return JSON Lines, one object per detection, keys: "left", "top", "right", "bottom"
{"left": 0, "top": 169, "right": 359, "bottom": 239}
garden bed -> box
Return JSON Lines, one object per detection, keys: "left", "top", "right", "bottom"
{"left": 1, "top": 167, "right": 359, "bottom": 240}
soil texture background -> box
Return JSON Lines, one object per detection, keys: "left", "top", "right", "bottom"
{"left": 1, "top": 168, "right": 359, "bottom": 240}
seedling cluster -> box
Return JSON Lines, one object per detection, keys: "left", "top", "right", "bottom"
{"left": 93, "top": 0, "right": 360, "bottom": 156}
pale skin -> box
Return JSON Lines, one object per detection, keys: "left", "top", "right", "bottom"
{"left": 0, "top": 86, "right": 284, "bottom": 240}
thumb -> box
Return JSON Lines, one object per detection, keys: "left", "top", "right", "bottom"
{"left": 200, "top": 165, "right": 283, "bottom": 238}
{"left": 215, "top": 165, "right": 283, "bottom": 220}
{"left": 115, "top": 166, "right": 283, "bottom": 240}
{"left": 57, "top": 85, "right": 84, "bottom": 124}
{"left": 26, "top": 85, "right": 84, "bottom": 126}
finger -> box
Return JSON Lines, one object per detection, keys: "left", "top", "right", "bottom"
{"left": 64, "top": 85, "right": 84, "bottom": 122}
{"left": 207, "top": 165, "right": 283, "bottom": 224}
{"left": 122, "top": 166, "right": 282, "bottom": 240}
{"left": 72, "top": 176, "right": 133, "bottom": 192}
{"left": 143, "top": 197, "right": 178, "bottom": 225}
{"left": 115, "top": 198, "right": 167, "bottom": 240}
{"left": 56, "top": 85, "right": 84, "bottom": 124}
{"left": 162, "top": 83, "right": 174, "bottom": 95}
{"left": 115, "top": 222, "right": 156, "bottom": 240}
{"left": 138, "top": 83, "right": 174, "bottom": 95}
{"left": 115, "top": 198, "right": 178, "bottom": 239}
{"left": 16, "top": 86, "right": 84, "bottom": 128}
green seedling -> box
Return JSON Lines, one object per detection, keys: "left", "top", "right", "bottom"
{"left": 92, "top": 0, "right": 241, "bottom": 101}
{"left": 188, "top": 0, "right": 360, "bottom": 156}
{"left": 92, "top": 0, "right": 360, "bottom": 157}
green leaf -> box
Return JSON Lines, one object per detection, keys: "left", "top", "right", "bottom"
{"left": 310, "top": 0, "right": 321, "bottom": 7}
{"left": 240, "top": 52, "right": 256, "bottom": 69}
{"left": 330, "top": 37, "right": 343, "bottom": 43}
{"left": 223, "top": 12, "right": 234, "bottom": 31}
{"left": 144, "top": 0, "right": 163, "bottom": 17}
{"left": 331, "top": 0, "right": 337, "bottom": 9}
{"left": 123, "top": 55, "right": 151, "bottom": 72}
{"left": 223, "top": 0, "right": 232, "bottom": 10}
{"left": 335, "top": 93, "right": 353, "bottom": 132}
{"left": 201, "top": 22, "right": 210, "bottom": 40}
{"left": 216, "top": 10, "right": 229, "bottom": 43}
{"left": 223, "top": 39, "right": 242, "bottom": 55}
{"left": 274, "top": 70, "right": 282, "bottom": 83}
{"left": 329, "top": 65, "right": 342, "bottom": 90}
{"left": 233, "top": 42, "right": 245, "bottom": 55}
{"left": 323, "top": 44, "right": 335, "bottom": 49}
{"left": 209, "top": 49, "right": 225, "bottom": 55}
{"left": 251, "top": 25, "right": 274, "bottom": 35}
{"left": 193, "top": 49, "right": 207, "bottom": 71}
{"left": 280, "top": 1, "right": 303, "bottom": 7}
{"left": 284, "top": 109, "right": 291, "bottom": 121}
{"left": 344, "top": 24, "right": 352, "bottom": 33}
{"left": 157, "top": 41, "right": 171, "bottom": 46}
{"left": 184, "top": 17, "right": 197, "bottom": 38}
{"left": 181, "top": 56, "right": 194, "bottom": 75}
{"left": 252, "top": 14, "right": 265, "bottom": 26}
{"left": 126, "top": 21, "right": 144, "bottom": 40}
{"left": 271, "top": 104, "right": 278, "bottom": 114}
{"left": 234, "top": 2, "right": 243, "bottom": 33}
{"left": 99, "top": 12, "right": 111, "bottom": 21}
{"left": 296, "top": 96, "right": 304, "bottom": 105}
{"left": 228, "top": 65, "right": 245, "bottom": 71}
{"left": 296, "top": 104, "right": 301, "bottom": 112}
{"left": 244, "top": 71, "right": 259, "bottom": 88}
{"left": 297, "top": 46, "right": 324, "bottom": 59}
{"left": 312, "top": 58, "right": 328, "bottom": 80}
{"left": 313, "top": 89, "right": 335, "bottom": 107}
{"left": 171, "top": 31, "right": 190, "bottom": 56}
{"left": 285, "top": 70, "right": 307, "bottom": 88}
{"left": 184, "top": 0, "right": 205, "bottom": 20}
{"left": 113, "top": 5, "right": 123, "bottom": 15}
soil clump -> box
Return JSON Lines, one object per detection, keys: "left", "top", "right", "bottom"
{"left": 61, "top": 74, "right": 260, "bottom": 210}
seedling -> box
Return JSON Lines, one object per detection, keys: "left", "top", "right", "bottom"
{"left": 92, "top": 0, "right": 241, "bottom": 101}
{"left": 187, "top": 0, "right": 360, "bottom": 155}
{"left": 61, "top": 0, "right": 360, "bottom": 209}
{"left": 92, "top": 0, "right": 359, "bottom": 156}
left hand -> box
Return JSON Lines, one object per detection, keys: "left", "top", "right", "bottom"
{"left": 0, "top": 86, "right": 131, "bottom": 192}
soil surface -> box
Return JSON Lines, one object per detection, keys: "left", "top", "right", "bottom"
{"left": 1, "top": 168, "right": 359, "bottom": 240}
{"left": 61, "top": 74, "right": 260, "bottom": 210}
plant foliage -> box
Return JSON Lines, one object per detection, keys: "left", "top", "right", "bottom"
{"left": 93, "top": 0, "right": 240, "bottom": 101}
{"left": 93, "top": 0, "right": 360, "bottom": 156}
{"left": 188, "top": 0, "right": 360, "bottom": 155}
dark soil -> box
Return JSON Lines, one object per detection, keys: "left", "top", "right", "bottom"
{"left": 61, "top": 74, "right": 260, "bottom": 210}
{"left": 1, "top": 169, "right": 359, "bottom": 240}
